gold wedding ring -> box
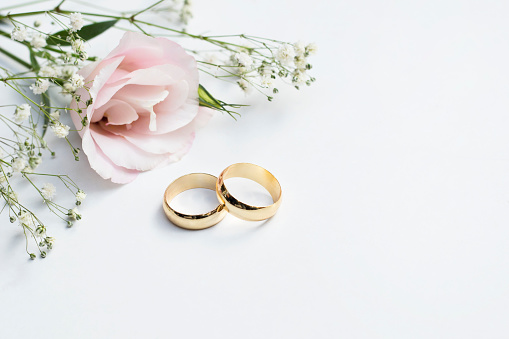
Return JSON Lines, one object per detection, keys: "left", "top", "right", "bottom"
{"left": 163, "top": 173, "right": 227, "bottom": 230}
{"left": 216, "top": 163, "right": 282, "bottom": 221}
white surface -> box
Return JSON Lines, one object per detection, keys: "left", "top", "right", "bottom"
{"left": 1, "top": 0, "right": 509, "bottom": 338}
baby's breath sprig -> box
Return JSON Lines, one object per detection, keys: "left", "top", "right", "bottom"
{"left": 194, "top": 36, "right": 317, "bottom": 100}
{"left": 0, "top": 5, "right": 93, "bottom": 258}
{"left": 0, "top": 102, "right": 85, "bottom": 258}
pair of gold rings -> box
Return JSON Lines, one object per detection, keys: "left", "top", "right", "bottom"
{"left": 163, "top": 163, "right": 282, "bottom": 230}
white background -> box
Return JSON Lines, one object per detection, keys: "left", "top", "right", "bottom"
{"left": 1, "top": 0, "right": 509, "bottom": 338}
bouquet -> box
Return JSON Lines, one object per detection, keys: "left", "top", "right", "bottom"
{"left": 0, "top": 0, "right": 316, "bottom": 259}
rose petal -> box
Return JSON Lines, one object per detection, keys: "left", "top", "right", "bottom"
{"left": 90, "top": 124, "right": 171, "bottom": 171}
{"left": 92, "top": 99, "right": 139, "bottom": 125}
{"left": 81, "top": 128, "right": 138, "bottom": 183}
{"left": 123, "top": 64, "right": 186, "bottom": 86}
{"left": 100, "top": 122, "right": 194, "bottom": 155}
{"left": 113, "top": 85, "right": 169, "bottom": 131}
{"left": 100, "top": 106, "right": 213, "bottom": 155}
{"left": 128, "top": 81, "right": 199, "bottom": 135}
{"left": 106, "top": 32, "right": 198, "bottom": 75}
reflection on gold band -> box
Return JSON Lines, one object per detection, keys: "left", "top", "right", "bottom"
{"left": 216, "top": 163, "right": 282, "bottom": 221}
{"left": 163, "top": 173, "right": 227, "bottom": 230}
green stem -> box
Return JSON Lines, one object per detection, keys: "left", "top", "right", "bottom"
{"left": 130, "top": 0, "right": 165, "bottom": 18}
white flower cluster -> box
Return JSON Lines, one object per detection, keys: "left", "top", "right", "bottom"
{"left": 69, "top": 12, "right": 85, "bottom": 32}
{"left": 50, "top": 122, "right": 70, "bottom": 139}
{"left": 11, "top": 25, "right": 47, "bottom": 49}
{"left": 12, "top": 157, "right": 27, "bottom": 173}
{"left": 227, "top": 40, "right": 317, "bottom": 94}
{"left": 11, "top": 154, "right": 43, "bottom": 173}
{"left": 30, "top": 33, "right": 47, "bottom": 49}
{"left": 10, "top": 26, "right": 28, "bottom": 42}
{"left": 277, "top": 41, "right": 317, "bottom": 86}
{"left": 48, "top": 108, "right": 71, "bottom": 140}
{"left": 69, "top": 73, "right": 85, "bottom": 90}
{"left": 234, "top": 52, "right": 254, "bottom": 69}
{"left": 68, "top": 207, "right": 81, "bottom": 221}
{"left": 19, "top": 211, "right": 35, "bottom": 227}
{"left": 13, "top": 104, "right": 31, "bottom": 124}
{"left": 34, "top": 225, "right": 46, "bottom": 237}
{"left": 75, "top": 190, "right": 86, "bottom": 204}
{"left": 71, "top": 37, "right": 88, "bottom": 61}
{"left": 29, "top": 78, "right": 50, "bottom": 95}
{"left": 41, "top": 183, "right": 56, "bottom": 201}
{"left": 9, "top": 13, "right": 88, "bottom": 96}
{"left": 180, "top": 0, "right": 193, "bottom": 24}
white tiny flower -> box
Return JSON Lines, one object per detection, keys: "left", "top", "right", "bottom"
{"left": 71, "top": 39, "right": 85, "bottom": 53}
{"left": 19, "top": 211, "right": 34, "bottom": 227}
{"left": 29, "top": 156, "right": 42, "bottom": 170}
{"left": 0, "top": 174, "right": 6, "bottom": 184}
{"left": 69, "top": 207, "right": 81, "bottom": 220}
{"left": 260, "top": 74, "right": 275, "bottom": 88}
{"left": 75, "top": 190, "right": 86, "bottom": 202}
{"left": 39, "top": 65, "right": 57, "bottom": 77}
{"left": 62, "top": 82, "right": 76, "bottom": 94}
{"left": 234, "top": 52, "right": 254, "bottom": 69}
{"left": 69, "top": 73, "right": 85, "bottom": 89}
{"left": 22, "top": 166, "right": 33, "bottom": 173}
{"left": 34, "top": 225, "right": 46, "bottom": 238}
{"left": 180, "top": 1, "right": 193, "bottom": 24}
{"left": 236, "top": 66, "right": 250, "bottom": 76}
{"left": 237, "top": 78, "right": 251, "bottom": 93}
{"left": 51, "top": 123, "right": 70, "bottom": 139}
{"left": 30, "top": 33, "right": 47, "bottom": 49}
{"left": 69, "top": 12, "right": 85, "bottom": 32}
{"left": 59, "top": 65, "right": 76, "bottom": 78}
{"left": 45, "top": 236, "right": 55, "bottom": 248}
{"left": 305, "top": 43, "right": 318, "bottom": 56}
{"left": 260, "top": 64, "right": 275, "bottom": 76}
{"left": 14, "top": 104, "right": 31, "bottom": 123}
{"left": 292, "top": 70, "right": 310, "bottom": 86}
{"left": 79, "top": 51, "right": 88, "bottom": 61}
{"left": 50, "top": 110, "right": 60, "bottom": 122}
{"left": 294, "top": 56, "right": 307, "bottom": 70}
{"left": 276, "top": 44, "right": 296, "bottom": 66}
{"left": 63, "top": 51, "right": 73, "bottom": 63}
{"left": 34, "top": 19, "right": 43, "bottom": 27}
{"left": 41, "top": 183, "right": 56, "bottom": 201}
{"left": 11, "top": 26, "right": 28, "bottom": 42}
{"left": 293, "top": 41, "right": 306, "bottom": 57}
{"left": 30, "top": 79, "right": 50, "bottom": 95}
{"left": 12, "top": 157, "right": 27, "bottom": 172}
{"left": 203, "top": 53, "right": 219, "bottom": 65}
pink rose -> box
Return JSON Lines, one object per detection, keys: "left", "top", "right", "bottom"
{"left": 70, "top": 32, "right": 211, "bottom": 183}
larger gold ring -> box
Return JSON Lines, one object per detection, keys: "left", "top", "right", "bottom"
{"left": 216, "top": 163, "right": 282, "bottom": 221}
{"left": 163, "top": 173, "right": 227, "bottom": 230}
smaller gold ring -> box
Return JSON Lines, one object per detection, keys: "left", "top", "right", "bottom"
{"left": 216, "top": 163, "right": 282, "bottom": 221}
{"left": 163, "top": 173, "right": 227, "bottom": 230}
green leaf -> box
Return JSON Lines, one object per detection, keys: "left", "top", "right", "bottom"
{"left": 198, "top": 84, "right": 244, "bottom": 119}
{"left": 29, "top": 47, "right": 39, "bottom": 73}
{"left": 47, "top": 20, "right": 118, "bottom": 46}
{"left": 198, "top": 84, "right": 223, "bottom": 110}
